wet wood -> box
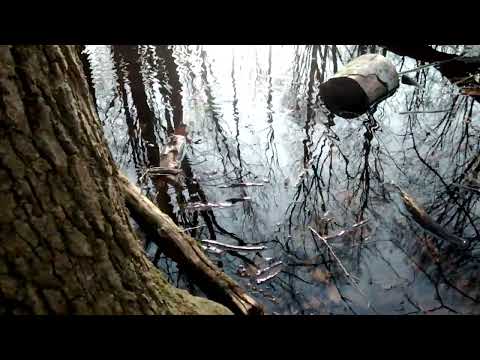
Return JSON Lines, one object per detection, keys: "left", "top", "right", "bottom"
{"left": 157, "top": 134, "right": 187, "bottom": 187}
{"left": 397, "top": 187, "right": 469, "bottom": 248}
{"left": 118, "top": 173, "right": 265, "bottom": 315}
{"left": 200, "top": 239, "right": 267, "bottom": 252}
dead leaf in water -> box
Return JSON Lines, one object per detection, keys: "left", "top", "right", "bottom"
{"left": 304, "top": 296, "right": 323, "bottom": 310}
{"left": 455, "top": 278, "right": 472, "bottom": 292}
{"left": 311, "top": 268, "right": 331, "bottom": 284}
{"left": 326, "top": 285, "right": 342, "bottom": 304}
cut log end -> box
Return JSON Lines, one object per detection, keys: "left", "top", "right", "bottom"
{"left": 319, "top": 77, "right": 371, "bottom": 118}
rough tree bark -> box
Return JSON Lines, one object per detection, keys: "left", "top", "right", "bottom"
{"left": 0, "top": 45, "right": 232, "bottom": 314}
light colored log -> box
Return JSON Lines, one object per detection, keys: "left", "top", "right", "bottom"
{"left": 320, "top": 54, "right": 399, "bottom": 119}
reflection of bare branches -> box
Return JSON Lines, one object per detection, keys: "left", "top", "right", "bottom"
{"left": 199, "top": 48, "right": 238, "bottom": 175}
{"left": 94, "top": 44, "right": 480, "bottom": 314}
{"left": 231, "top": 52, "right": 245, "bottom": 182}
{"left": 113, "top": 45, "right": 160, "bottom": 166}
{"left": 406, "top": 113, "right": 480, "bottom": 241}
{"left": 264, "top": 46, "right": 281, "bottom": 181}
{"left": 388, "top": 232, "right": 479, "bottom": 313}
{"left": 310, "top": 227, "right": 369, "bottom": 304}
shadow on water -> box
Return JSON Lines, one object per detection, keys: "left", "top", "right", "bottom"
{"left": 88, "top": 44, "right": 480, "bottom": 314}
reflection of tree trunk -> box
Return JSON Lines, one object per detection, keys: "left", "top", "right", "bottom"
{"left": 303, "top": 45, "right": 318, "bottom": 168}
{"left": 156, "top": 45, "right": 184, "bottom": 128}
{"left": 0, "top": 45, "right": 230, "bottom": 315}
{"left": 112, "top": 46, "right": 142, "bottom": 167}
{"left": 266, "top": 46, "right": 274, "bottom": 124}
{"left": 320, "top": 45, "right": 328, "bottom": 83}
{"left": 199, "top": 48, "right": 236, "bottom": 173}
{"left": 114, "top": 45, "right": 159, "bottom": 166}
{"left": 113, "top": 45, "right": 175, "bottom": 221}
{"left": 380, "top": 45, "right": 480, "bottom": 103}
{"left": 332, "top": 45, "right": 338, "bottom": 73}
{"left": 381, "top": 45, "right": 455, "bottom": 63}
{"left": 264, "top": 46, "right": 280, "bottom": 185}
{"left": 232, "top": 52, "right": 244, "bottom": 182}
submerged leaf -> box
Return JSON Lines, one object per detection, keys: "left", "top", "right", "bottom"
{"left": 326, "top": 285, "right": 342, "bottom": 304}
{"left": 311, "top": 268, "right": 332, "bottom": 284}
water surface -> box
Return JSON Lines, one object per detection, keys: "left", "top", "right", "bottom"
{"left": 88, "top": 45, "right": 480, "bottom": 314}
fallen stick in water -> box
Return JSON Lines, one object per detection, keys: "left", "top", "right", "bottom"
{"left": 183, "top": 197, "right": 252, "bottom": 211}
{"left": 309, "top": 227, "right": 370, "bottom": 306}
{"left": 181, "top": 225, "right": 206, "bottom": 232}
{"left": 399, "top": 110, "right": 452, "bottom": 115}
{"left": 255, "top": 261, "right": 283, "bottom": 284}
{"left": 118, "top": 173, "right": 264, "bottom": 315}
{"left": 200, "top": 239, "right": 267, "bottom": 252}
{"left": 390, "top": 183, "right": 469, "bottom": 248}
{"left": 323, "top": 219, "right": 369, "bottom": 242}
{"left": 218, "top": 182, "right": 264, "bottom": 188}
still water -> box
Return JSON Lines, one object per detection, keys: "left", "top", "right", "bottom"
{"left": 88, "top": 45, "right": 480, "bottom": 314}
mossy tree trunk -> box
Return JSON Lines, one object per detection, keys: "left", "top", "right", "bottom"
{"left": 0, "top": 45, "right": 231, "bottom": 315}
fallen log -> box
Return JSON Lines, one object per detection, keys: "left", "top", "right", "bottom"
{"left": 118, "top": 173, "right": 264, "bottom": 315}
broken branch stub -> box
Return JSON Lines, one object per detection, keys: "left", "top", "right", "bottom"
{"left": 156, "top": 134, "right": 187, "bottom": 187}
{"left": 118, "top": 173, "right": 264, "bottom": 315}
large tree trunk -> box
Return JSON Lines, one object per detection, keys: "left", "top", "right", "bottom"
{"left": 0, "top": 45, "right": 231, "bottom": 315}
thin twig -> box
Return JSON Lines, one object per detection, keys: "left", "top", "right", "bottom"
{"left": 397, "top": 56, "right": 465, "bottom": 75}
{"left": 309, "top": 226, "right": 370, "bottom": 307}
{"left": 323, "top": 219, "right": 369, "bottom": 241}
{"left": 180, "top": 225, "right": 206, "bottom": 232}
{"left": 399, "top": 110, "right": 452, "bottom": 115}
{"left": 200, "top": 239, "right": 267, "bottom": 252}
